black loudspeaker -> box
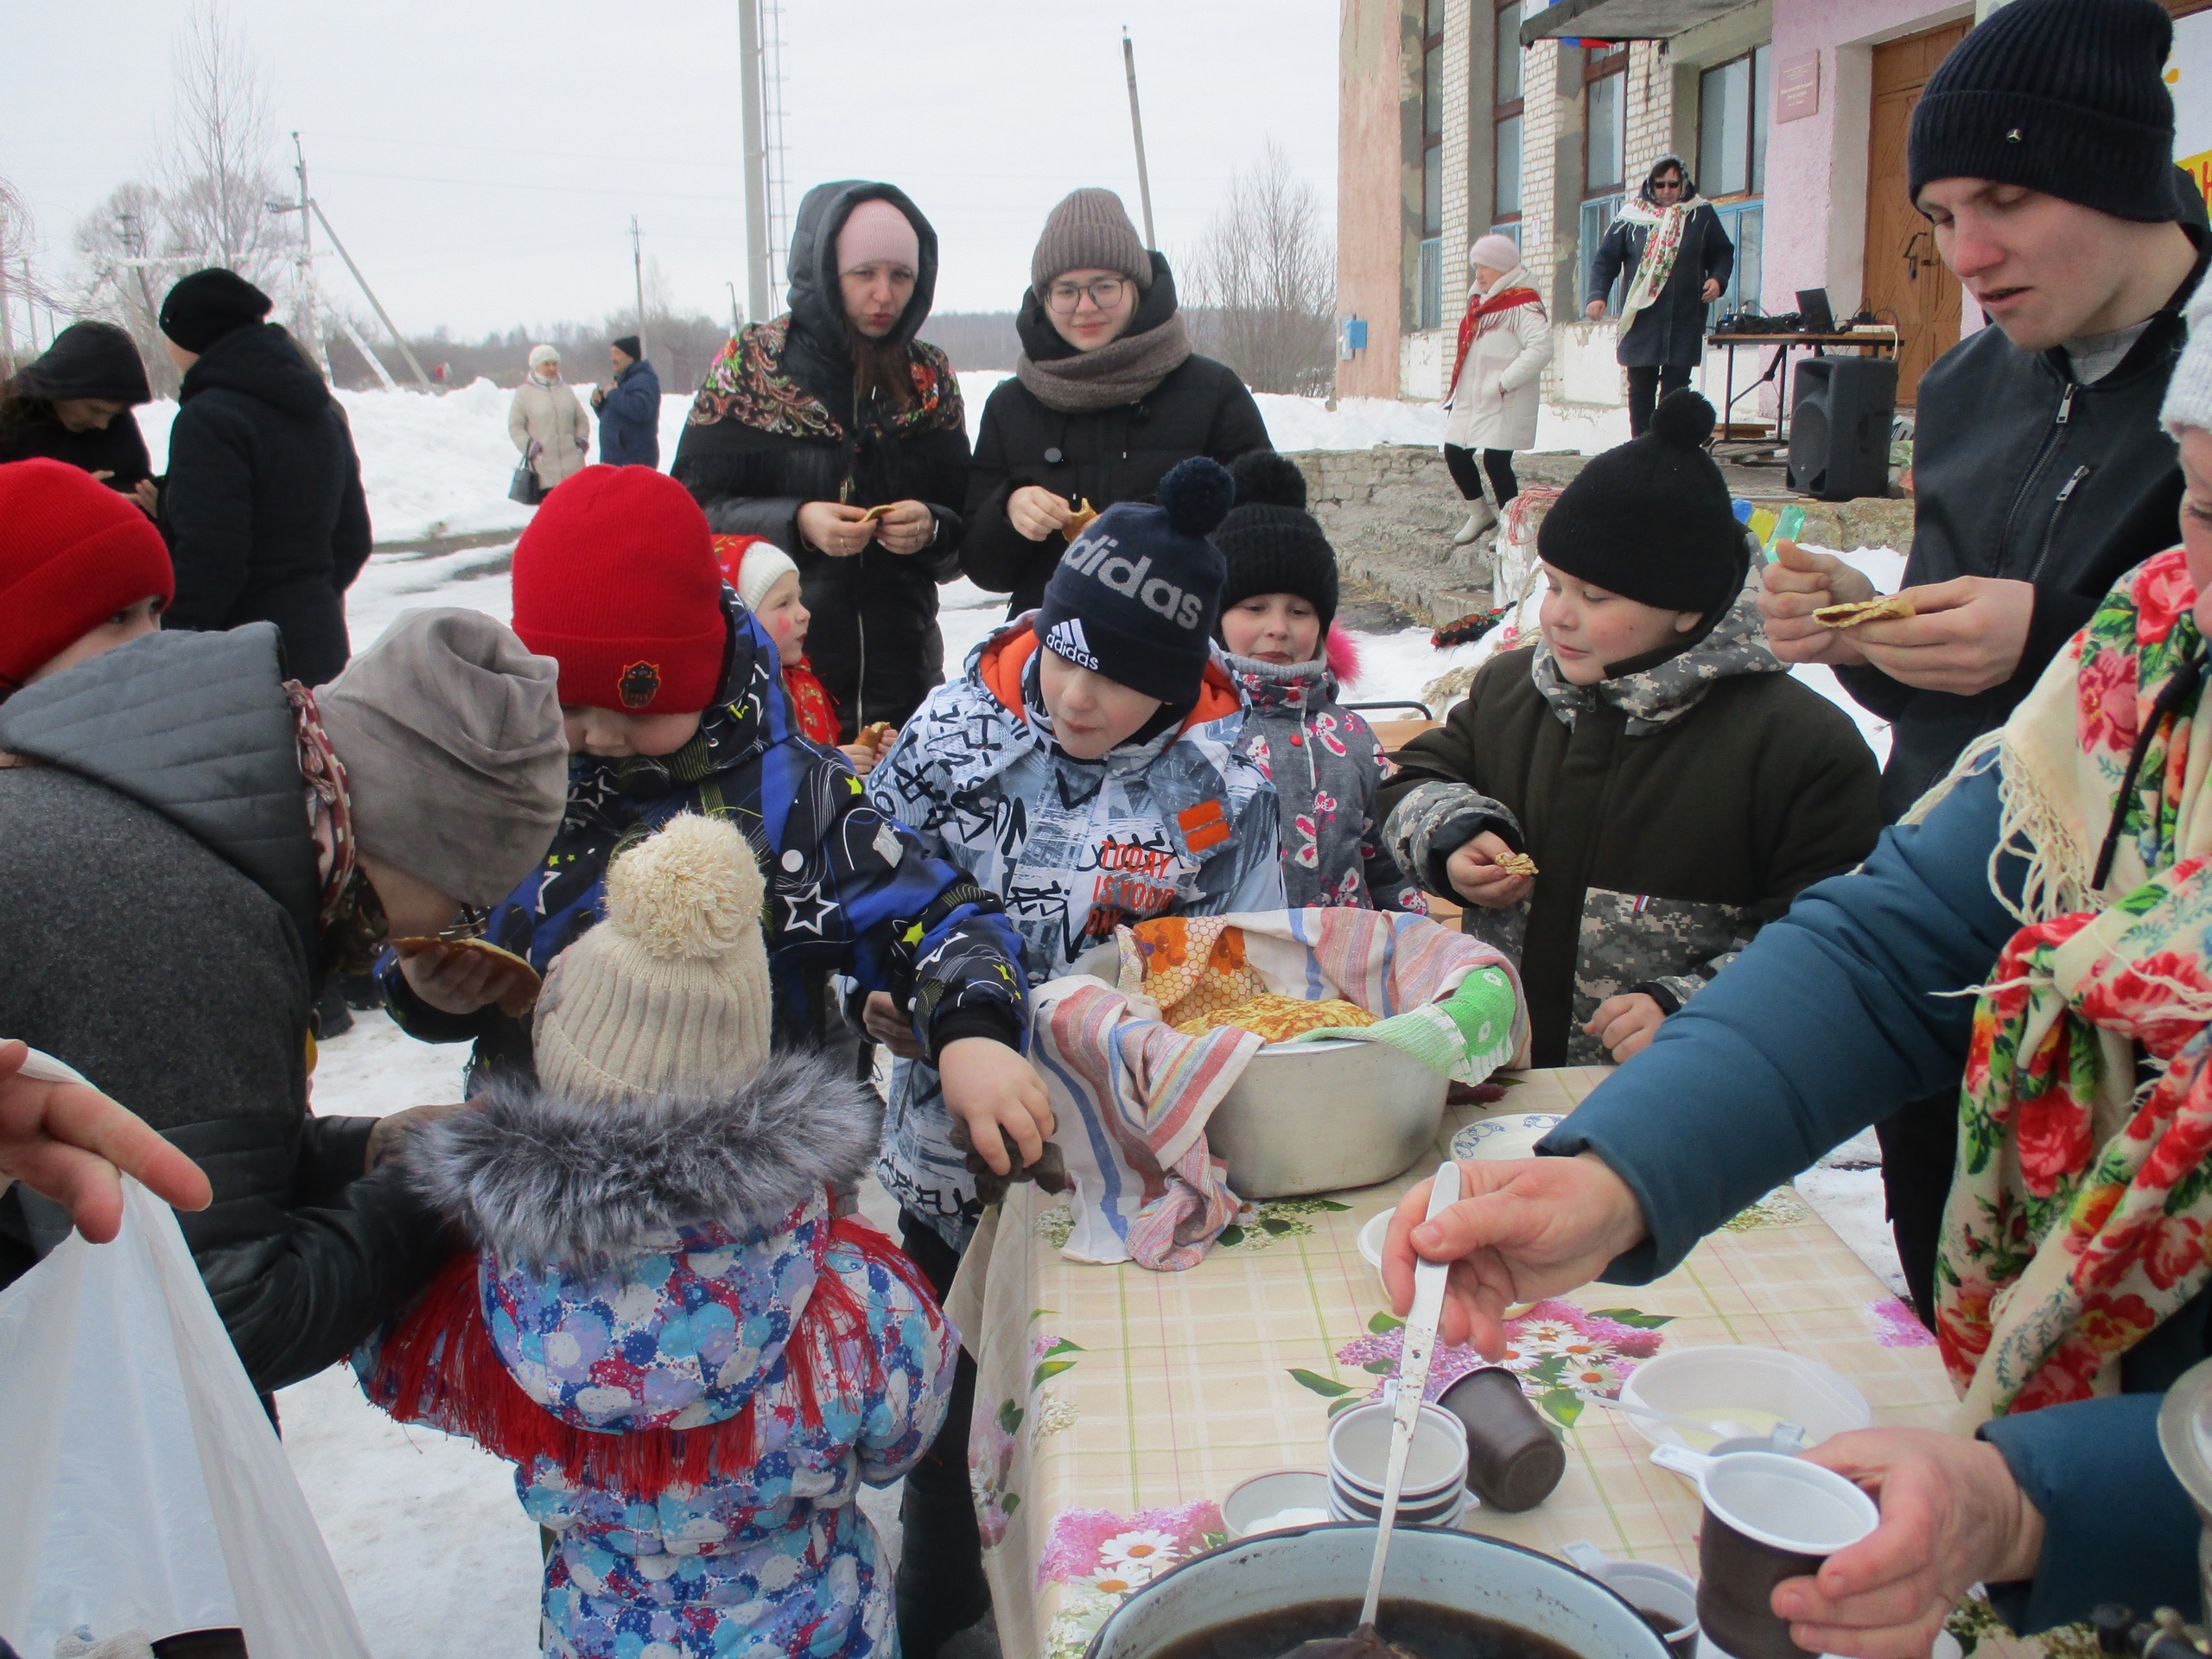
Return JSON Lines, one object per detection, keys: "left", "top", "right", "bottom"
{"left": 1787, "top": 357, "right": 1897, "bottom": 501}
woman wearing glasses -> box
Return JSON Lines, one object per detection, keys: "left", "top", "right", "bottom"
{"left": 961, "top": 188, "right": 1273, "bottom": 617}
{"left": 1585, "top": 155, "right": 1733, "bottom": 437}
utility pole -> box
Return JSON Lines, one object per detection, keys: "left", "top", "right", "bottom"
{"left": 307, "top": 201, "right": 434, "bottom": 390}
{"left": 1122, "top": 28, "right": 1157, "bottom": 249}
{"left": 631, "top": 215, "right": 649, "bottom": 366}
{"left": 289, "top": 132, "right": 328, "bottom": 376}
{"left": 0, "top": 234, "right": 14, "bottom": 365}
{"left": 738, "top": 0, "right": 772, "bottom": 323}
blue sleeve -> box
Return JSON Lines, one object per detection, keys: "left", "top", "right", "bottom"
{"left": 1542, "top": 760, "right": 2023, "bottom": 1281}
{"left": 1978, "top": 1394, "right": 2202, "bottom": 1632}
{"left": 605, "top": 368, "right": 658, "bottom": 425}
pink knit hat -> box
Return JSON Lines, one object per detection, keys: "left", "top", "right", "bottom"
{"left": 836, "top": 198, "right": 921, "bottom": 274}
{"left": 1469, "top": 233, "right": 1522, "bottom": 276}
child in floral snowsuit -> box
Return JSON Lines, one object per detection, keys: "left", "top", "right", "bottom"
{"left": 1213, "top": 453, "right": 1425, "bottom": 912}
{"left": 357, "top": 814, "right": 954, "bottom": 1659}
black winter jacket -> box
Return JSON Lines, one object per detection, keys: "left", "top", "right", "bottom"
{"left": 1838, "top": 232, "right": 2211, "bottom": 820}
{"left": 1379, "top": 609, "right": 1881, "bottom": 1067}
{"left": 960, "top": 260, "right": 1273, "bottom": 616}
{"left": 0, "top": 404, "right": 154, "bottom": 490}
{"left": 1587, "top": 201, "right": 1732, "bottom": 370}
{"left": 0, "top": 626, "right": 448, "bottom": 1393}
{"left": 672, "top": 181, "right": 970, "bottom": 739}
{"left": 161, "top": 324, "right": 372, "bottom": 687}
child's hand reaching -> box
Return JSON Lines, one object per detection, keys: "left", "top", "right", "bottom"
{"left": 842, "top": 741, "right": 881, "bottom": 777}
{"left": 862, "top": 990, "right": 927, "bottom": 1059}
{"left": 1446, "top": 831, "right": 1535, "bottom": 910}
{"left": 397, "top": 942, "right": 510, "bottom": 1015}
{"left": 938, "top": 1038, "right": 1054, "bottom": 1176}
{"left": 1583, "top": 991, "right": 1666, "bottom": 1061}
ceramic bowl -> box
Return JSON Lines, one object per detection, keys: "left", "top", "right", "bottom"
{"left": 1221, "top": 1470, "right": 1334, "bottom": 1541}
{"left": 1449, "top": 1112, "right": 1567, "bottom": 1162}
{"left": 1619, "top": 1344, "right": 1871, "bottom": 1455}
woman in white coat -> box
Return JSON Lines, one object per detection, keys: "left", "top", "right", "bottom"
{"left": 1442, "top": 233, "right": 1552, "bottom": 544}
{"left": 506, "top": 343, "right": 591, "bottom": 496}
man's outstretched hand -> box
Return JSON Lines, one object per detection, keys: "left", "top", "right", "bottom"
{"left": 0, "top": 1039, "right": 212, "bottom": 1243}
{"left": 1379, "top": 1152, "right": 1649, "bottom": 1352}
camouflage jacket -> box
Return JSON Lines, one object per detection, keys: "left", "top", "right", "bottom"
{"left": 1378, "top": 594, "right": 1881, "bottom": 1065}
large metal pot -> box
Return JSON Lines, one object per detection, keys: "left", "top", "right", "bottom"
{"left": 1206, "top": 1039, "right": 1450, "bottom": 1199}
{"left": 1086, "top": 1522, "right": 1668, "bottom": 1659}
{"left": 2156, "top": 1355, "right": 2212, "bottom": 1618}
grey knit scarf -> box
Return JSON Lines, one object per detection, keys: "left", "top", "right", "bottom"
{"left": 1014, "top": 312, "right": 1194, "bottom": 413}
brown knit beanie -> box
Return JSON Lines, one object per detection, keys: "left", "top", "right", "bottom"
{"left": 533, "top": 814, "right": 773, "bottom": 1102}
{"left": 316, "top": 608, "right": 569, "bottom": 907}
{"left": 1031, "top": 188, "right": 1154, "bottom": 296}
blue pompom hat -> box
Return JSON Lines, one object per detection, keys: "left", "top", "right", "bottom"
{"left": 1036, "top": 456, "right": 1235, "bottom": 706}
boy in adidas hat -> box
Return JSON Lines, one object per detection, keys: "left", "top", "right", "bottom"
{"left": 381, "top": 466, "right": 1042, "bottom": 1148}
{"left": 863, "top": 455, "right": 1283, "bottom": 1649}
{"left": 360, "top": 813, "right": 954, "bottom": 1659}
{"left": 1213, "top": 451, "right": 1427, "bottom": 912}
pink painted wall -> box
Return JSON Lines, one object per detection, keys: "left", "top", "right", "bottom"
{"left": 1762, "top": 0, "right": 1974, "bottom": 316}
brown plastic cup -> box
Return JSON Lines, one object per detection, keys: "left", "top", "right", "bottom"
{"left": 1691, "top": 1452, "right": 1878, "bottom": 1659}
{"left": 1435, "top": 1365, "right": 1567, "bottom": 1512}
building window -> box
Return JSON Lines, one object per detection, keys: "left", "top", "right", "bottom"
{"left": 1580, "top": 195, "right": 1625, "bottom": 316}
{"left": 1418, "top": 0, "right": 1447, "bottom": 328}
{"left": 1697, "top": 44, "right": 1772, "bottom": 200}
{"left": 1494, "top": 2, "right": 1523, "bottom": 225}
{"left": 1585, "top": 46, "right": 1626, "bottom": 195}
{"left": 1707, "top": 201, "right": 1763, "bottom": 327}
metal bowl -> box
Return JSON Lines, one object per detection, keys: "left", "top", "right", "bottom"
{"left": 1206, "top": 1038, "right": 1449, "bottom": 1199}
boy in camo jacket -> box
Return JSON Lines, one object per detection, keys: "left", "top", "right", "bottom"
{"left": 1379, "top": 392, "right": 1881, "bottom": 1066}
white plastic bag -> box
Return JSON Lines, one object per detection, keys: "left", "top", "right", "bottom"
{"left": 0, "top": 1050, "right": 371, "bottom": 1659}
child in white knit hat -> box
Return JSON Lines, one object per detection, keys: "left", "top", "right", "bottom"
{"left": 715, "top": 532, "right": 893, "bottom": 775}
{"left": 356, "top": 811, "right": 953, "bottom": 1659}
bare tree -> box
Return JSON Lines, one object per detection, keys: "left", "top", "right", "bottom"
{"left": 163, "top": 2, "right": 289, "bottom": 285}
{"left": 70, "top": 181, "right": 179, "bottom": 391}
{"left": 1185, "top": 142, "right": 1337, "bottom": 397}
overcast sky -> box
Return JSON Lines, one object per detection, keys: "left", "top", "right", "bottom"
{"left": 8, "top": 0, "right": 1338, "bottom": 341}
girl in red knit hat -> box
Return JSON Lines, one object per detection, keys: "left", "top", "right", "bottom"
{"left": 0, "top": 457, "right": 174, "bottom": 702}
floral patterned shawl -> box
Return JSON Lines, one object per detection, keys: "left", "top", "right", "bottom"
{"left": 686, "top": 315, "right": 964, "bottom": 444}
{"left": 1928, "top": 549, "right": 2212, "bottom": 1423}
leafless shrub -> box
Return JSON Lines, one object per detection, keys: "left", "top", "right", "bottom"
{"left": 1185, "top": 141, "right": 1336, "bottom": 397}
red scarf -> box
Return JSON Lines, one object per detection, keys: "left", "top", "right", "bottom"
{"left": 784, "top": 657, "right": 841, "bottom": 746}
{"left": 1448, "top": 285, "right": 1544, "bottom": 404}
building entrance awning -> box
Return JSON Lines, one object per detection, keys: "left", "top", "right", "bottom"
{"left": 1519, "top": 0, "right": 1755, "bottom": 47}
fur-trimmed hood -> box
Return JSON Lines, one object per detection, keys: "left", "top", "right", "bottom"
{"left": 399, "top": 1047, "right": 882, "bottom": 1268}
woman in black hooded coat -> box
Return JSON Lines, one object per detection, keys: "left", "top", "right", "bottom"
{"left": 960, "top": 187, "right": 1271, "bottom": 618}
{"left": 671, "top": 181, "right": 969, "bottom": 740}
{"left": 0, "top": 321, "right": 157, "bottom": 511}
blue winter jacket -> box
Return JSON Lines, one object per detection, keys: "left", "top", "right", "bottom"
{"left": 1543, "top": 758, "right": 2205, "bottom": 1630}
{"left": 598, "top": 358, "right": 661, "bottom": 467}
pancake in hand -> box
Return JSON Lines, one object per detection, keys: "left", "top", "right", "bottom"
{"left": 1814, "top": 593, "right": 1915, "bottom": 629}
{"left": 1061, "top": 498, "right": 1100, "bottom": 541}
{"left": 1492, "top": 851, "right": 1538, "bottom": 878}
{"left": 390, "top": 935, "right": 542, "bottom": 1017}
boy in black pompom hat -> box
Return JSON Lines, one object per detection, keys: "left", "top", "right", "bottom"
{"left": 1377, "top": 390, "right": 1883, "bottom": 1065}
{"left": 1213, "top": 450, "right": 1424, "bottom": 911}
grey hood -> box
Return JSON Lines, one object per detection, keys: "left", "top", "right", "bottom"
{"left": 396, "top": 1048, "right": 884, "bottom": 1269}
{"left": 0, "top": 622, "right": 321, "bottom": 944}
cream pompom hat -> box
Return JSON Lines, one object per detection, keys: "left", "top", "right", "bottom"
{"left": 532, "top": 813, "right": 772, "bottom": 1101}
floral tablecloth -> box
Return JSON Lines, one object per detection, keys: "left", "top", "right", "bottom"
{"left": 946, "top": 1066, "right": 2040, "bottom": 1659}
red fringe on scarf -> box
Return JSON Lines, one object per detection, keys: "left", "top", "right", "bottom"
{"left": 372, "top": 1205, "right": 939, "bottom": 1495}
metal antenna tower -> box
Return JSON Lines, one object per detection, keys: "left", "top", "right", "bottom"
{"left": 760, "top": 0, "right": 793, "bottom": 288}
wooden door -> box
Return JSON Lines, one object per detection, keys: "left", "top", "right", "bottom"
{"left": 1864, "top": 22, "right": 1969, "bottom": 404}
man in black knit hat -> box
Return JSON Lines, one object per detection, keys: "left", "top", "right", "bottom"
{"left": 592, "top": 334, "right": 660, "bottom": 467}
{"left": 1757, "top": 0, "right": 2209, "bottom": 1328}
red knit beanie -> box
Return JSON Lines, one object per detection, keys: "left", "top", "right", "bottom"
{"left": 510, "top": 466, "right": 727, "bottom": 714}
{"left": 0, "top": 458, "right": 175, "bottom": 690}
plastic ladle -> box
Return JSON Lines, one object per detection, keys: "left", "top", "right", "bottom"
{"left": 1575, "top": 1393, "right": 1803, "bottom": 1451}
{"left": 1279, "top": 1163, "right": 1463, "bottom": 1659}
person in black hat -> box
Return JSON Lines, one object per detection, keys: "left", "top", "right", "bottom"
{"left": 0, "top": 321, "right": 157, "bottom": 512}
{"left": 1756, "top": 0, "right": 2210, "bottom": 1326}
{"left": 155, "top": 266, "right": 372, "bottom": 689}
{"left": 591, "top": 333, "right": 660, "bottom": 467}
{"left": 1214, "top": 451, "right": 1424, "bottom": 912}
{"left": 1380, "top": 391, "right": 1880, "bottom": 1066}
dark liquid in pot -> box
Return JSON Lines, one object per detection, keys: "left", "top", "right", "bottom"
{"left": 1141, "top": 1598, "right": 1587, "bottom": 1659}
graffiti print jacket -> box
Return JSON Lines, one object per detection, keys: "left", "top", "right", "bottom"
{"left": 1225, "top": 648, "right": 1425, "bottom": 913}
{"left": 1379, "top": 582, "right": 1881, "bottom": 1066}
{"left": 866, "top": 616, "right": 1285, "bottom": 1247}
{"left": 379, "top": 587, "right": 1027, "bottom": 1082}
{"left": 357, "top": 1050, "right": 953, "bottom": 1659}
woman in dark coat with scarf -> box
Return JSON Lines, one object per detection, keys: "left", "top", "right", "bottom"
{"left": 0, "top": 321, "right": 158, "bottom": 514}
{"left": 1586, "top": 154, "right": 1732, "bottom": 436}
{"left": 671, "top": 181, "right": 969, "bottom": 740}
{"left": 961, "top": 188, "right": 1272, "bottom": 618}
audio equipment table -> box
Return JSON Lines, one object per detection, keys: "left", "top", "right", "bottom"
{"left": 1711, "top": 329, "right": 1899, "bottom": 452}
